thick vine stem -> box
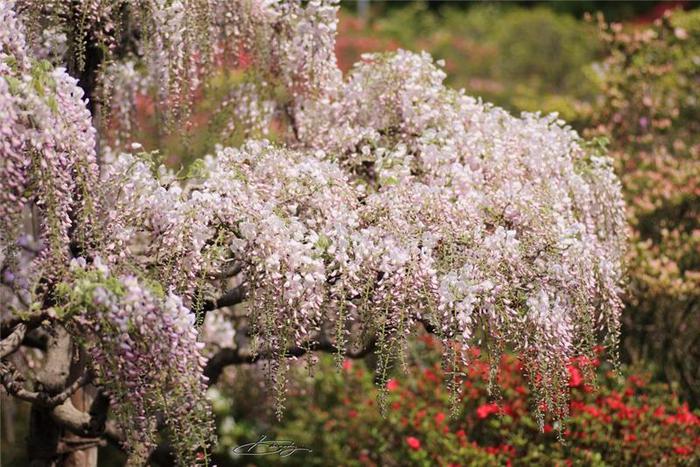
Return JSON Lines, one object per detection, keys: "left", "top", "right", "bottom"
{"left": 0, "top": 323, "right": 27, "bottom": 358}
{"left": 204, "top": 315, "right": 439, "bottom": 384}
{"left": 49, "top": 397, "right": 124, "bottom": 444}
{"left": 0, "top": 363, "right": 91, "bottom": 408}
{"left": 205, "top": 335, "right": 377, "bottom": 385}
{"left": 0, "top": 309, "right": 56, "bottom": 338}
{"left": 200, "top": 285, "right": 247, "bottom": 313}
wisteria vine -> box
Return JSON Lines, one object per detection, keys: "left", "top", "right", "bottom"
{"left": 1, "top": 0, "right": 627, "bottom": 463}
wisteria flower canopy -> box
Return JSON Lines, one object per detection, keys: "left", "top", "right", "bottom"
{"left": 0, "top": 0, "right": 625, "bottom": 464}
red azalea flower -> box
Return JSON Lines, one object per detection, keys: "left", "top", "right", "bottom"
{"left": 503, "top": 404, "right": 515, "bottom": 416}
{"left": 477, "top": 403, "right": 500, "bottom": 419}
{"left": 628, "top": 374, "right": 645, "bottom": 387}
{"left": 653, "top": 405, "right": 666, "bottom": 418}
{"left": 568, "top": 365, "right": 583, "bottom": 387}
{"left": 673, "top": 446, "right": 692, "bottom": 456}
{"left": 406, "top": 436, "right": 421, "bottom": 450}
{"left": 435, "top": 411, "right": 446, "bottom": 426}
{"left": 673, "top": 403, "right": 700, "bottom": 425}
{"left": 423, "top": 368, "right": 438, "bottom": 383}
{"left": 386, "top": 378, "right": 399, "bottom": 391}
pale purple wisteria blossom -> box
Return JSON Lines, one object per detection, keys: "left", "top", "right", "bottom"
{"left": 66, "top": 258, "right": 214, "bottom": 464}
{"left": 1, "top": 0, "right": 626, "bottom": 464}
{"left": 0, "top": 1, "right": 98, "bottom": 275}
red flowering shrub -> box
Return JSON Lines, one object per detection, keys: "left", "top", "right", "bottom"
{"left": 235, "top": 334, "right": 700, "bottom": 466}
{"left": 406, "top": 436, "right": 422, "bottom": 451}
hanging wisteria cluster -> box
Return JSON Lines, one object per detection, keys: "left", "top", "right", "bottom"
{"left": 60, "top": 258, "right": 214, "bottom": 465}
{"left": 0, "top": 0, "right": 98, "bottom": 279}
{"left": 11, "top": 0, "right": 340, "bottom": 143}
{"left": 1, "top": 0, "right": 627, "bottom": 463}
{"left": 1, "top": 1, "right": 216, "bottom": 463}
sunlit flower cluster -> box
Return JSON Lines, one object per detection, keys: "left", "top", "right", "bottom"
{"left": 0, "top": 1, "right": 98, "bottom": 277}
{"left": 98, "top": 90, "right": 626, "bottom": 416}
{"left": 97, "top": 151, "right": 223, "bottom": 302}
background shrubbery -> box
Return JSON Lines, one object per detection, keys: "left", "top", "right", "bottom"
{"left": 336, "top": 3, "right": 602, "bottom": 121}
{"left": 583, "top": 10, "right": 700, "bottom": 406}
{"left": 209, "top": 335, "right": 700, "bottom": 466}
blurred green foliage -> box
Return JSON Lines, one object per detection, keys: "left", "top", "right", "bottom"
{"left": 351, "top": 1, "right": 686, "bottom": 23}
{"left": 208, "top": 336, "right": 700, "bottom": 466}
{"left": 581, "top": 9, "right": 700, "bottom": 406}
{"left": 337, "top": 3, "right": 602, "bottom": 122}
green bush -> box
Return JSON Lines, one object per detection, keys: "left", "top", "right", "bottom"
{"left": 337, "top": 4, "right": 602, "bottom": 120}
{"left": 209, "top": 335, "right": 700, "bottom": 466}
{"left": 580, "top": 10, "right": 700, "bottom": 405}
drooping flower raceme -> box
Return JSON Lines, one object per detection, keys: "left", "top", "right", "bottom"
{"left": 60, "top": 259, "right": 214, "bottom": 465}
{"left": 11, "top": 0, "right": 341, "bottom": 143}
{"left": 1, "top": 0, "right": 627, "bottom": 462}
{"left": 0, "top": 0, "right": 98, "bottom": 280}
{"left": 97, "top": 108, "right": 625, "bottom": 421}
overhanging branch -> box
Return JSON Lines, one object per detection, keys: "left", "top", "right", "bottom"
{"left": 204, "top": 337, "right": 377, "bottom": 385}
{"left": 1, "top": 309, "right": 55, "bottom": 338}
{"left": 0, "top": 323, "right": 27, "bottom": 358}
{"left": 0, "top": 363, "right": 92, "bottom": 408}
{"left": 203, "top": 315, "right": 443, "bottom": 385}
{"left": 200, "top": 285, "right": 247, "bottom": 313}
